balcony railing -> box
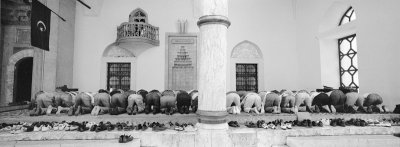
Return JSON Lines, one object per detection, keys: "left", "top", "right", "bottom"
{"left": 117, "top": 22, "right": 159, "bottom": 46}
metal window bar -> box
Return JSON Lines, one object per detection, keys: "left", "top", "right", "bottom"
{"left": 107, "top": 63, "right": 131, "bottom": 91}
{"left": 338, "top": 34, "right": 359, "bottom": 91}
{"left": 236, "top": 64, "right": 258, "bottom": 92}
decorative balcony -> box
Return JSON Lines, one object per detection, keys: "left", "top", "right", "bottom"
{"left": 117, "top": 22, "right": 159, "bottom": 46}
{"left": 114, "top": 8, "right": 159, "bottom": 56}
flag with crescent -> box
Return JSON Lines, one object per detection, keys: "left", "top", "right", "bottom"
{"left": 31, "top": 0, "right": 51, "bottom": 51}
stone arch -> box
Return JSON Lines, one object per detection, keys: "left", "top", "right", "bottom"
{"left": 230, "top": 40, "right": 264, "bottom": 91}
{"left": 231, "top": 40, "right": 263, "bottom": 59}
{"left": 100, "top": 43, "right": 136, "bottom": 90}
{"left": 5, "top": 49, "right": 34, "bottom": 104}
{"left": 102, "top": 42, "right": 135, "bottom": 57}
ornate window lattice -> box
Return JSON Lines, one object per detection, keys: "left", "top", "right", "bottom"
{"left": 236, "top": 64, "right": 258, "bottom": 92}
{"left": 107, "top": 63, "right": 131, "bottom": 91}
{"left": 129, "top": 9, "right": 147, "bottom": 23}
{"left": 339, "top": 7, "right": 356, "bottom": 26}
{"left": 338, "top": 34, "right": 359, "bottom": 90}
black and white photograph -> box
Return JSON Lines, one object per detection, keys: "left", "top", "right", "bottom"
{"left": 0, "top": 0, "right": 399, "bottom": 146}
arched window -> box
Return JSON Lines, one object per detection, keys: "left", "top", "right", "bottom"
{"left": 338, "top": 7, "right": 358, "bottom": 90}
{"left": 339, "top": 7, "right": 356, "bottom": 26}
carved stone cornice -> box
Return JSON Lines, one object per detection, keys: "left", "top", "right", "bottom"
{"left": 197, "top": 15, "right": 231, "bottom": 28}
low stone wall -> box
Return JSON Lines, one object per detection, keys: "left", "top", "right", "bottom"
{"left": 0, "top": 126, "right": 399, "bottom": 147}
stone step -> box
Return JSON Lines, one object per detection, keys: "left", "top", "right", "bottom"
{"left": 286, "top": 135, "right": 400, "bottom": 147}
{"left": 0, "top": 139, "right": 140, "bottom": 147}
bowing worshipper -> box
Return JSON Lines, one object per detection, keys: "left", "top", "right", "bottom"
{"left": 226, "top": 92, "right": 241, "bottom": 114}
{"left": 160, "top": 90, "right": 176, "bottom": 115}
{"left": 145, "top": 90, "right": 161, "bottom": 114}
{"left": 340, "top": 89, "right": 363, "bottom": 113}
{"left": 70, "top": 91, "right": 98, "bottom": 116}
{"left": 241, "top": 92, "right": 263, "bottom": 114}
{"left": 53, "top": 88, "right": 75, "bottom": 115}
{"left": 176, "top": 90, "right": 192, "bottom": 114}
{"left": 311, "top": 91, "right": 336, "bottom": 113}
{"left": 292, "top": 90, "right": 314, "bottom": 113}
{"left": 360, "top": 93, "right": 387, "bottom": 113}
{"left": 29, "top": 91, "right": 56, "bottom": 116}
{"left": 91, "top": 89, "right": 112, "bottom": 115}
{"left": 126, "top": 92, "right": 145, "bottom": 115}
{"left": 109, "top": 89, "right": 128, "bottom": 115}
{"left": 279, "top": 90, "right": 296, "bottom": 113}
{"left": 260, "top": 91, "right": 281, "bottom": 113}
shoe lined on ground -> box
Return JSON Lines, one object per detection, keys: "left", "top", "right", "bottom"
{"left": 267, "top": 122, "right": 276, "bottom": 129}
{"left": 184, "top": 124, "right": 196, "bottom": 132}
{"left": 119, "top": 135, "right": 134, "bottom": 143}
{"left": 245, "top": 121, "right": 257, "bottom": 128}
{"left": 228, "top": 121, "right": 240, "bottom": 128}
{"left": 257, "top": 120, "right": 265, "bottom": 128}
{"left": 152, "top": 123, "right": 168, "bottom": 132}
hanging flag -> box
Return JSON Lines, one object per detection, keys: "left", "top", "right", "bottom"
{"left": 31, "top": 0, "right": 51, "bottom": 51}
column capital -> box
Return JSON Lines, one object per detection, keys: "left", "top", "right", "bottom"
{"left": 197, "top": 15, "right": 231, "bottom": 28}
{"left": 197, "top": 110, "right": 228, "bottom": 124}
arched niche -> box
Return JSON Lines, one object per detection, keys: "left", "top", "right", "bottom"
{"left": 100, "top": 43, "right": 136, "bottom": 90}
{"left": 229, "top": 40, "right": 264, "bottom": 92}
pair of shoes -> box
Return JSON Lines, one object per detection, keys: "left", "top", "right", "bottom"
{"left": 106, "top": 122, "right": 115, "bottom": 131}
{"left": 110, "top": 108, "right": 119, "bottom": 115}
{"left": 284, "top": 121, "right": 293, "bottom": 129}
{"left": 272, "top": 106, "right": 281, "bottom": 114}
{"left": 184, "top": 123, "right": 197, "bottom": 132}
{"left": 152, "top": 124, "right": 168, "bottom": 132}
{"left": 119, "top": 134, "right": 134, "bottom": 143}
{"left": 74, "top": 106, "right": 81, "bottom": 116}
{"left": 267, "top": 122, "right": 276, "bottom": 129}
{"left": 127, "top": 106, "right": 133, "bottom": 115}
{"left": 46, "top": 105, "right": 54, "bottom": 115}
{"left": 184, "top": 106, "right": 190, "bottom": 114}
{"left": 228, "top": 121, "right": 240, "bottom": 127}
{"left": 68, "top": 106, "right": 75, "bottom": 116}
{"left": 179, "top": 107, "right": 185, "bottom": 114}
{"left": 245, "top": 121, "right": 257, "bottom": 128}
{"left": 144, "top": 106, "right": 151, "bottom": 114}
{"left": 91, "top": 106, "right": 99, "bottom": 116}
{"left": 256, "top": 120, "right": 265, "bottom": 128}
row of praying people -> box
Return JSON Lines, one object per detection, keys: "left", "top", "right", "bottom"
{"left": 226, "top": 89, "right": 388, "bottom": 114}
{"left": 30, "top": 88, "right": 199, "bottom": 116}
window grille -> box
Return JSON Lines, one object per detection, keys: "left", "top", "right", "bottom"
{"left": 236, "top": 64, "right": 258, "bottom": 92}
{"left": 338, "top": 34, "right": 359, "bottom": 90}
{"left": 107, "top": 63, "right": 131, "bottom": 91}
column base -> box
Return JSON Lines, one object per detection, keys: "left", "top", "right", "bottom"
{"left": 197, "top": 110, "right": 228, "bottom": 124}
{"left": 196, "top": 123, "right": 229, "bottom": 130}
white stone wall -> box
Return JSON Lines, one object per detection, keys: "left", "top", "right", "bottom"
{"left": 295, "top": 0, "right": 400, "bottom": 106}
{"left": 73, "top": 0, "right": 299, "bottom": 92}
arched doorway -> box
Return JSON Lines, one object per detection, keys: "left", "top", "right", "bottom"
{"left": 13, "top": 57, "right": 33, "bottom": 104}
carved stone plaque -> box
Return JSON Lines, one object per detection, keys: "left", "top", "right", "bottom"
{"left": 166, "top": 34, "right": 197, "bottom": 91}
{"left": 16, "top": 28, "right": 31, "bottom": 44}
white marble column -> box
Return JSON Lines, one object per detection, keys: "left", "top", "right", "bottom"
{"left": 196, "top": 0, "right": 231, "bottom": 127}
